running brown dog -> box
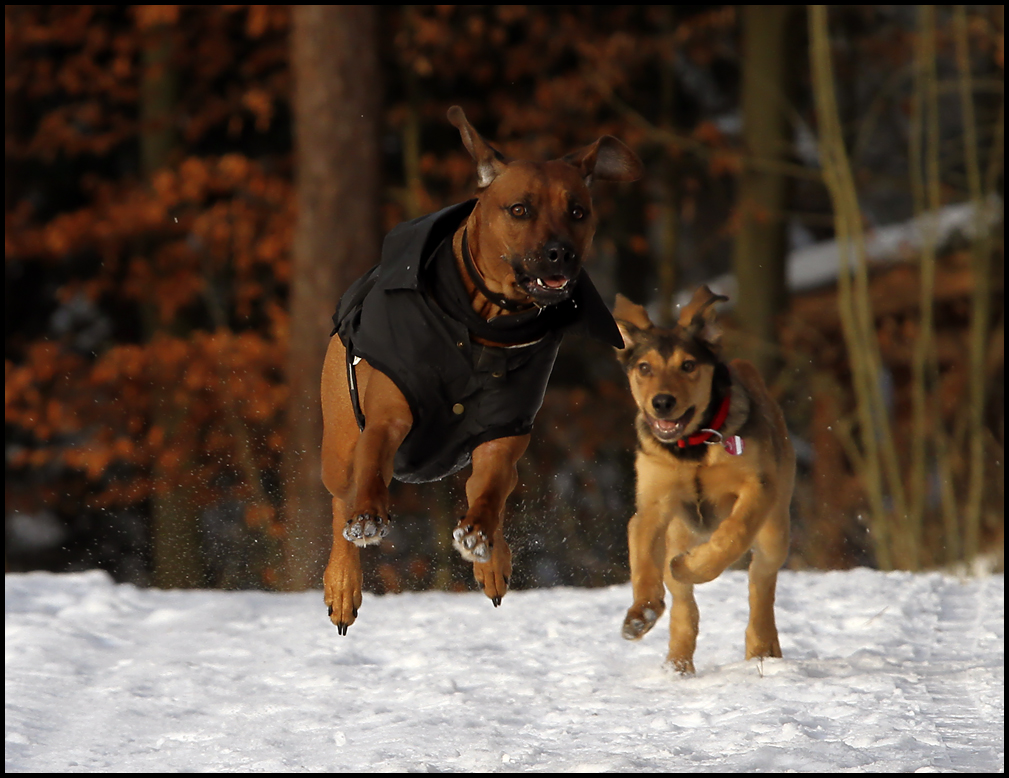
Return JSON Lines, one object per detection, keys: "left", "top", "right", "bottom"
{"left": 322, "top": 106, "right": 642, "bottom": 634}
{"left": 612, "top": 286, "right": 793, "bottom": 673}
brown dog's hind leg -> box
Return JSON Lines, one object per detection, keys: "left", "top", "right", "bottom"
{"left": 745, "top": 505, "right": 789, "bottom": 660}
{"left": 622, "top": 510, "right": 667, "bottom": 640}
{"left": 454, "top": 435, "right": 529, "bottom": 604}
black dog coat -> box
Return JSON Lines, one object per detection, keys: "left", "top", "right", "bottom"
{"left": 333, "top": 200, "right": 622, "bottom": 484}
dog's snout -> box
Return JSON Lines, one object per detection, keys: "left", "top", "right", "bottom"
{"left": 651, "top": 394, "right": 676, "bottom": 416}
{"left": 544, "top": 240, "right": 576, "bottom": 265}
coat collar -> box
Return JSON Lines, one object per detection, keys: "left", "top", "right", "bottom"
{"left": 378, "top": 199, "right": 623, "bottom": 348}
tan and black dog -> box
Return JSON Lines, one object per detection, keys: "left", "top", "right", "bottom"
{"left": 612, "top": 286, "right": 793, "bottom": 673}
{"left": 321, "top": 106, "right": 642, "bottom": 633}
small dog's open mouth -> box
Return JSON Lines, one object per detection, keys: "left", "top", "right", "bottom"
{"left": 647, "top": 406, "right": 694, "bottom": 442}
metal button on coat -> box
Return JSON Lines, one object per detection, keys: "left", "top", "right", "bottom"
{"left": 452, "top": 403, "right": 464, "bottom": 415}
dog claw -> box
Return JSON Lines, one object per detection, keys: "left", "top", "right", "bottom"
{"left": 336, "top": 623, "right": 349, "bottom": 636}
{"left": 491, "top": 596, "right": 502, "bottom": 607}
{"left": 343, "top": 513, "right": 390, "bottom": 546}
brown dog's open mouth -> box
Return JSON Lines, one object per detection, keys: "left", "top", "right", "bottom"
{"left": 515, "top": 272, "right": 574, "bottom": 303}
{"left": 647, "top": 406, "right": 694, "bottom": 442}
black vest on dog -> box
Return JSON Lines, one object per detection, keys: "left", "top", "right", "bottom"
{"left": 333, "top": 200, "right": 622, "bottom": 484}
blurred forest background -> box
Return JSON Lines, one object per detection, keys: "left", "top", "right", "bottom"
{"left": 5, "top": 5, "right": 1004, "bottom": 594}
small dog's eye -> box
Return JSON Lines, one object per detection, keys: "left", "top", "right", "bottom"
{"left": 571, "top": 205, "right": 585, "bottom": 221}
{"left": 681, "top": 360, "right": 696, "bottom": 373}
{"left": 637, "top": 362, "right": 652, "bottom": 376}
{"left": 509, "top": 204, "right": 527, "bottom": 218}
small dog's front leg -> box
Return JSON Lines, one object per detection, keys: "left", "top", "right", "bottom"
{"left": 669, "top": 484, "right": 773, "bottom": 584}
{"left": 622, "top": 510, "right": 669, "bottom": 639}
{"left": 454, "top": 435, "right": 529, "bottom": 604}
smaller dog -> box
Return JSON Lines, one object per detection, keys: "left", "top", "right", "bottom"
{"left": 612, "top": 286, "right": 793, "bottom": 673}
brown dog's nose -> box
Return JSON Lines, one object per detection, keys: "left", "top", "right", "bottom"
{"left": 544, "top": 240, "right": 576, "bottom": 265}
{"left": 652, "top": 394, "right": 676, "bottom": 416}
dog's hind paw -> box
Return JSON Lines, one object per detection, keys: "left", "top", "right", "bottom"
{"left": 343, "top": 513, "right": 390, "bottom": 546}
{"left": 452, "top": 522, "right": 492, "bottom": 563}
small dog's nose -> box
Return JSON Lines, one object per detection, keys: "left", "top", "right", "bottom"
{"left": 651, "top": 394, "right": 676, "bottom": 416}
{"left": 544, "top": 240, "right": 575, "bottom": 264}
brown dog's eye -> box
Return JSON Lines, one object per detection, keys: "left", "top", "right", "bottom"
{"left": 570, "top": 205, "right": 586, "bottom": 221}
{"left": 509, "top": 204, "right": 527, "bottom": 218}
{"left": 637, "top": 362, "right": 652, "bottom": 376}
{"left": 681, "top": 360, "right": 696, "bottom": 373}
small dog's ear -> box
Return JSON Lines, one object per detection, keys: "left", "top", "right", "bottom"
{"left": 563, "top": 136, "right": 643, "bottom": 187}
{"left": 678, "top": 285, "right": 728, "bottom": 346}
{"left": 613, "top": 293, "right": 653, "bottom": 330}
{"left": 613, "top": 294, "right": 651, "bottom": 364}
{"left": 448, "top": 105, "right": 508, "bottom": 190}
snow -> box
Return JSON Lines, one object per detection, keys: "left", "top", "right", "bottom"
{"left": 5, "top": 568, "right": 1003, "bottom": 772}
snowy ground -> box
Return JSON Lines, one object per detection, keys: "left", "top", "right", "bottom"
{"left": 5, "top": 568, "right": 1004, "bottom": 772}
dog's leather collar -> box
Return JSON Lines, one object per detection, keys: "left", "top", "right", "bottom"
{"left": 677, "top": 391, "right": 732, "bottom": 448}
{"left": 460, "top": 228, "right": 536, "bottom": 312}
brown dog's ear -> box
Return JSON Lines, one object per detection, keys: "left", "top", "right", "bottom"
{"left": 563, "top": 136, "right": 643, "bottom": 186}
{"left": 448, "top": 105, "right": 508, "bottom": 190}
{"left": 678, "top": 285, "right": 728, "bottom": 346}
{"left": 613, "top": 293, "right": 652, "bottom": 362}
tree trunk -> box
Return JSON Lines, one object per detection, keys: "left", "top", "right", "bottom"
{"left": 732, "top": 5, "right": 791, "bottom": 377}
{"left": 281, "top": 6, "right": 382, "bottom": 591}
{"left": 140, "top": 16, "right": 205, "bottom": 589}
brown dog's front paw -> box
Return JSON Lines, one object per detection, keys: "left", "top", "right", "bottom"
{"left": 452, "top": 521, "right": 492, "bottom": 563}
{"left": 343, "top": 513, "right": 390, "bottom": 547}
{"left": 470, "top": 529, "right": 512, "bottom": 606}
{"left": 323, "top": 552, "right": 363, "bottom": 636}
{"left": 622, "top": 601, "right": 665, "bottom": 640}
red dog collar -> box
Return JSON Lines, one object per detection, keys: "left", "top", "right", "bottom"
{"left": 677, "top": 392, "right": 732, "bottom": 448}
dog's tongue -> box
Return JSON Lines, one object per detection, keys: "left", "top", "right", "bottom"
{"left": 654, "top": 419, "right": 679, "bottom": 433}
{"left": 541, "top": 275, "right": 569, "bottom": 289}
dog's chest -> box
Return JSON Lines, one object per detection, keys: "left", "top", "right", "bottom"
{"left": 640, "top": 452, "right": 739, "bottom": 533}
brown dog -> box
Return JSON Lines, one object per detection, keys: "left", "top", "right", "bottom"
{"left": 612, "top": 286, "right": 793, "bottom": 673}
{"left": 321, "top": 106, "right": 642, "bottom": 633}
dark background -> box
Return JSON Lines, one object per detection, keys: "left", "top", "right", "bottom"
{"left": 5, "top": 5, "right": 1004, "bottom": 592}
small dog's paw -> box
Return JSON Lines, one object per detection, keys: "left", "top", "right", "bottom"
{"left": 452, "top": 521, "right": 492, "bottom": 563}
{"left": 668, "top": 552, "right": 689, "bottom": 579}
{"left": 622, "top": 602, "right": 663, "bottom": 640}
{"left": 669, "top": 552, "right": 706, "bottom": 583}
{"left": 343, "top": 513, "right": 390, "bottom": 546}
{"left": 663, "top": 656, "right": 696, "bottom": 676}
